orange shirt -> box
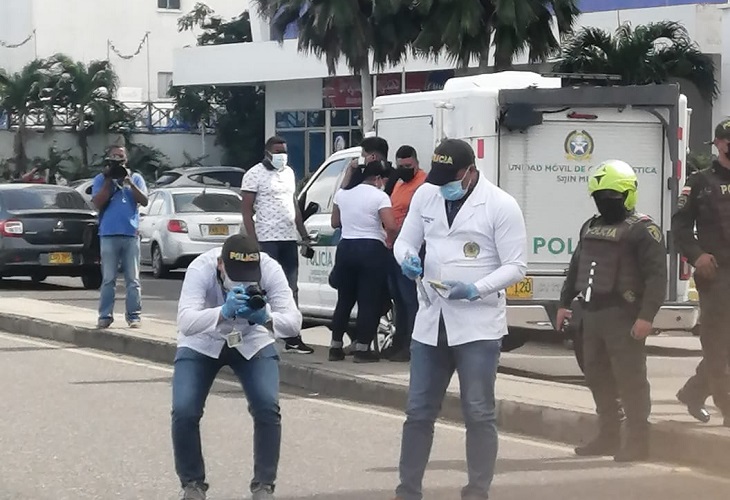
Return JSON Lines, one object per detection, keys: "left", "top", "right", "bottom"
{"left": 388, "top": 169, "right": 427, "bottom": 247}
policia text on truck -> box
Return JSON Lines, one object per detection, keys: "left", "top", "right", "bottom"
{"left": 556, "top": 160, "right": 668, "bottom": 462}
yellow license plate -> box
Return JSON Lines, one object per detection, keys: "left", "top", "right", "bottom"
{"left": 208, "top": 224, "right": 229, "bottom": 236}
{"left": 506, "top": 277, "right": 533, "bottom": 299}
{"left": 49, "top": 252, "right": 73, "bottom": 265}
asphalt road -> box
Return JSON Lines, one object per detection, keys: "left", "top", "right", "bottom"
{"left": 1, "top": 332, "right": 728, "bottom": 500}
{"left": 0, "top": 273, "right": 702, "bottom": 382}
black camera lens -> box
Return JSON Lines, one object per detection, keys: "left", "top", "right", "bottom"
{"left": 245, "top": 284, "right": 267, "bottom": 310}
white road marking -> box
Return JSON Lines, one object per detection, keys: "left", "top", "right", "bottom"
{"left": 1, "top": 331, "right": 727, "bottom": 483}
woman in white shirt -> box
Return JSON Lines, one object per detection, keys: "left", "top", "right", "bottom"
{"left": 329, "top": 159, "right": 399, "bottom": 363}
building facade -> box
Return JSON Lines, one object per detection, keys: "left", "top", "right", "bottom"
{"left": 0, "top": 0, "right": 244, "bottom": 102}
{"left": 174, "top": 0, "right": 728, "bottom": 178}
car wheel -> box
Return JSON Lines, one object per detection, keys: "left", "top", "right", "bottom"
{"left": 30, "top": 273, "right": 47, "bottom": 284}
{"left": 82, "top": 268, "right": 102, "bottom": 290}
{"left": 152, "top": 244, "right": 169, "bottom": 279}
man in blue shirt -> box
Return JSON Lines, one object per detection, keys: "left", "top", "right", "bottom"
{"left": 91, "top": 145, "right": 149, "bottom": 328}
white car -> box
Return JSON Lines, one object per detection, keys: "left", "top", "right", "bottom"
{"left": 139, "top": 186, "right": 242, "bottom": 278}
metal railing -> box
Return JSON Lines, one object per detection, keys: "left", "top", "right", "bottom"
{"left": 0, "top": 101, "right": 219, "bottom": 133}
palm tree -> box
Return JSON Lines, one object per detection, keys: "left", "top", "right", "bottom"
{"left": 553, "top": 21, "right": 718, "bottom": 101}
{"left": 254, "top": 0, "right": 421, "bottom": 132}
{"left": 412, "top": 0, "right": 580, "bottom": 71}
{"left": 47, "top": 55, "right": 126, "bottom": 167}
{"left": 0, "top": 59, "right": 53, "bottom": 174}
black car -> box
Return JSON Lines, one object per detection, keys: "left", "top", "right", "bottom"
{"left": 0, "top": 184, "right": 102, "bottom": 289}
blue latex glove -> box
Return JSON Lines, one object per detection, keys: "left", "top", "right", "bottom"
{"left": 443, "top": 281, "right": 480, "bottom": 301}
{"left": 247, "top": 307, "right": 271, "bottom": 326}
{"left": 236, "top": 295, "right": 269, "bottom": 321}
{"left": 222, "top": 288, "right": 248, "bottom": 319}
{"left": 401, "top": 254, "right": 423, "bottom": 280}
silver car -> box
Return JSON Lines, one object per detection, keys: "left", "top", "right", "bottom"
{"left": 138, "top": 187, "right": 243, "bottom": 278}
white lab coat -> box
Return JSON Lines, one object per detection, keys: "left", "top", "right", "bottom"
{"left": 176, "top": 248, "right": 302, "bottom": 359}
{"left": 394, "top": 175, "right": 528, "bottom": 346}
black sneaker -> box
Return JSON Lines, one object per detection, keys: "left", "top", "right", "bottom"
{"left": 284, "top": 336, "right": 314, "bottom": 354}
{"left": 328, "top": 347, "right": 345, "bottom": 361}
{"left": 353, "top": 350, "right": 380, "bottom": 363}
{"left": 388, "top": 349, "right": 411, "bottom": 362}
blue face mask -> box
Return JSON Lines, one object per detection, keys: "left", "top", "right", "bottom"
{"left": 440, "top": 168, "right": 472, "bottom": 201}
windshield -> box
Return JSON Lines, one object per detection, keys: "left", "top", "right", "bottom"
{"left": 0, "top": 187, "right": 89, "bottom": 211}
{"left": 173, "top": 192, "right": 241, "bottom": 213}
{"left": 155, "top": 172, "right": 182, "bottom": 187}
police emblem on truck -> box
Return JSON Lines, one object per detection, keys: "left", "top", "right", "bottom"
{"left": 564, "top": 130, "right": 594, "bottom": 161}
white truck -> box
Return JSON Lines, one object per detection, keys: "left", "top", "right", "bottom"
{"left": 369, "top": 71, "right": 698, "bottom": 339}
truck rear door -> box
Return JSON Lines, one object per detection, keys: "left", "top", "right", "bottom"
{"left": 498, "top": 107, "right": 667, "bottom": 301}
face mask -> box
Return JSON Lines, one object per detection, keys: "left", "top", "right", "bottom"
{"left": 440, "top": 168, "right": 472, "bottom": 201}
{"left": 270, "top": 153, "right": 288, "bottom": 171}
{"left": 594, "top": 196, "right": 628, "bottom": 224}
{"left": 397, "top": 167, "right": 415, "bottom": 182}
{"left": 220, "top": 269, "right": 254, "bottom": 293}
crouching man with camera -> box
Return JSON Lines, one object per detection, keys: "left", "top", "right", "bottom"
{"left": 172, "top": 233, "right": 302, "bottom": 500}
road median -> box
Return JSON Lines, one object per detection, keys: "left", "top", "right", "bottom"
{"left": 0, "top": 299, "right": 727, "bottom": 477}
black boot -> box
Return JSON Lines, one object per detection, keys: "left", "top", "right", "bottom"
{"left": 614, "top": 423, "right": 650, "bottom": 463}
{"left": 676, "top": 388, "right": 711, "bottom": 423}
{"left": 575, "top": 424, "right": 620, "bottom": 457}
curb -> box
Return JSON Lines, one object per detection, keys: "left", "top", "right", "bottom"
{"left": 0, "top": 312, "right": 726, "bottom": 476}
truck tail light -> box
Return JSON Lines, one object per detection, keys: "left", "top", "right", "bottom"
{"left": 679, "top": 256, "right": 692, "bottom": 281}
{"left": 167, "top": 220, "right": 188, "bottom": 233}
{"left": 0, "top": 219, "right": 24, "bottom": 237}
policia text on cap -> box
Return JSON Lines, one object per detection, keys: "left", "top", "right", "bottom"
{"left": 556, "top": 160, "right": 667, "bottom": 463}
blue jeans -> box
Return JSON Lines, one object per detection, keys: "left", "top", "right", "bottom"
{"left": 388, "top": 252, "right": 419, "bottom": 351}
{"left": 171, "top": 345, "right": 281, "bottom": 492}
{"left": 99, "top": 235, "right": 141, "bottom": 322}
{"left": 397, "top": 338, "right": 502, "bottom": 500}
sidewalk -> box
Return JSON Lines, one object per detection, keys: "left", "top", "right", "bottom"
{"left": 0, "top": 297, "right": 727, "bottom": 475}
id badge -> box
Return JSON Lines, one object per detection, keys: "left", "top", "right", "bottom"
{"left": 226, "top": 330, "right": 243, "bottom": 348}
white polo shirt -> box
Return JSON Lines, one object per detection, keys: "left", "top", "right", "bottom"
{"left": 241, "top": 162, "right": 299, "bottom": 242}
{"left": 176, "top": 248, "right": 302, "bottom": 359}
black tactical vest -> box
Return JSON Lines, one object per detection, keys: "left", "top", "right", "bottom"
{"left": 575, "top": 214, "right": 644, "bottom": 302}
{"left": 700, "top": 169, "right": 730, "bottom": 239}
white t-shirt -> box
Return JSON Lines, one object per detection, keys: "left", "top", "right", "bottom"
{"left": 333, "top": 184, "right": 391, "bottom": 243}
{"left": 241, "top": 163, "right": 298, "bottom": 242}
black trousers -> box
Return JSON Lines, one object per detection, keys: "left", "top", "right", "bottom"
{"left": 330, "top": 239, "right": 389, "bottom": 347}
{"left": 583, "top": 306, "right": 651, "bottom": 432}
{"left": 690, "top": 270, "right": 730, "bottom": 415}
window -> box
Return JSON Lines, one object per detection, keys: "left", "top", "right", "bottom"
{"left": 173, "top": 193, "right": 241, "bottom": 213}
{"left": 157, "top": 72, "right": 173, "bottom": 99}
{"left": 158, "top": 0, "right": 180, "bottom": 9}
{"left": 188, "top": 171, "right": 242, "bottom": 189}
{"left": 147, "top": 194, "right": 165, "bottom": 216}
{"left": 204, "top": 171, "right": 244, "bottom": 189}
{"left": 154, "top": 172, "right": 181, "bottom": 187}
{"left": 0, "top": 187, "right": 88, "bottom": 211}
{"left": 301, "top": 158, "right": 351, "bottom": 213}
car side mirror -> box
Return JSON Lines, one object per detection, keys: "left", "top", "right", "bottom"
{"left": 303, "top": 201, "right": 320, "bottom": 221}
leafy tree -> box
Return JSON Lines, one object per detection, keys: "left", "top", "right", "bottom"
{"left": 126, "top": 143, "right": 170, "bottom": 182}
{"left": 172, "top": 5, "right": 265, "bottom": 169}
{"left": 0, "top": 59, "right": 54, "bottom": 174}
{"left": 412, "top": 0, "right": 580, "bottom": 71}
{"left": 255, "top": 0, "right": 421, "bottom": 132}
{"left": 553, "top": 21, "right": 718, "bottom": 101}
{"left": 47, "top": 55, "right": 132, "bottom": 167}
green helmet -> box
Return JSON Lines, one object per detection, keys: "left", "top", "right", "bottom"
{"left": 587, "top": 160, "right": 638, "bottom": 210}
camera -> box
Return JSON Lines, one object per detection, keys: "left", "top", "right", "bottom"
{"left": 245, "top": 283, "right": 267, "bottom": 310}
{"left": 105, "top": 159, "right": 128, "bottom": 180}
